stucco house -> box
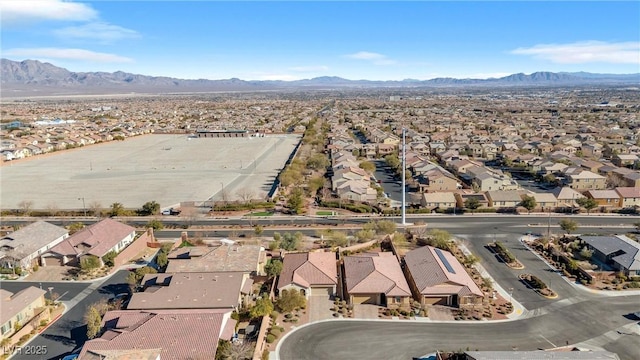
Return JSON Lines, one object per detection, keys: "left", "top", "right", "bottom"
{"left": 79, "top": 309, "right": 236, "bottom": 360}
{"left": 403, "top": 246, "right": 483, "bottom": 307}
{"left": 0, "top": 221, "right": 69, "bottom": 270}
{"left": 1, "top": 286, "right": 47, "bottom": 341}
{"left": 45, "top": 218, "right": 135, "bottom": 266}
{"left": 343, "top": 252, "right": 411, "bottom": 308}
{"left": 580, "top": 235, "right": 640, "bottom": 277}
{"left": 128, "top": 272, "right": 251, "bottom": 310}
{"left": 615, "top": 187, "right": 640, "bottom": 209}
{"left": 277, "top": 251, "right": 338, "bottom": 298}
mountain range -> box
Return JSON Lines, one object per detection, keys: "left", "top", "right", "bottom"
{"left": 2, "top": 58, "right": 639, "bottom": 97}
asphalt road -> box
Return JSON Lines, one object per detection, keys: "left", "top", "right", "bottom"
{"left": 372, "top": 160, "right": 404, "bottom": 203}
{"left": 3, "top": 213, "right": 636, "bottom": 232}
{"left": 2, "top": 271, "right": 130, "bottom": 360}
{"left": 278, "top": 295, "right": 640, "bottom": 360}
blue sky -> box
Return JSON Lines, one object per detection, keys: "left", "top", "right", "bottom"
{"left": 1, "top": 1, "right": 639, "bottom": 80}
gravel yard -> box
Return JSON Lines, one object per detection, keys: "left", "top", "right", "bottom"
{"left": 1, "top": 134, "right": 300, "bottom": 210}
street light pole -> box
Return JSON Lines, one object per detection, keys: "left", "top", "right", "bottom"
{"left": 78, "top": 197, "right": 87, "bottom": 216}
{"left": 401, "top": 127, "right": 406, "bottom": 226}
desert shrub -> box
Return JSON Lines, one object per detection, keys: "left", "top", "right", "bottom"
{"left": 527, "top": 275, "right": 547, "bottom": 289}
{"left": 266, "top": 334, "right": 276, "bottom": 343}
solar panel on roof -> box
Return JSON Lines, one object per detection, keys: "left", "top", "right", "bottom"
{"left": 435, "top": 248, "right": 456, "bottom": 274}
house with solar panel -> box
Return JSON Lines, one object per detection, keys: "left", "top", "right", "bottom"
{"left": 579, "top": 235, "right": 640, "bottom": 277}
{"left": 403, "top": 245, "right": 483, "bottom": 307}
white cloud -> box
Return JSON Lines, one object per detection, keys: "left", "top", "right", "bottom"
{"left": 345, "top": 51, "right": 397, "bottom": 66}
{"left": 511, "top": 41, "right": 640, "bottom": 64}
{"left": 4, "top": 48, "right": 133, "bottom": 63}
{"left": 345, "top": 51, "right": 386, "bottom": 60}
{"left": 289, "top": 65, "right": 329, "bottom": 72}
{"left": 0, "top": 0, "right": 97, "bottom": 24}
{"left": 53, "top": 22, "right": 140, "bottom": 43}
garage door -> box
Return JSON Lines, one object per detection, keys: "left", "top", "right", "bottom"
{"left": 352, "top": 294, "right": 378, "bottom": 305}
{"left": 43, "top": 257, "right": 63, "bottom": 266}
{"left": 310, "top": 287, "right": 333, "bottom": 296}
{"left": 423, "top": 296, "right": 448, "bottom": 306}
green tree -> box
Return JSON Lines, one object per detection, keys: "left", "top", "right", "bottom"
{"left": 139, "top": 201, "right": 160, "bottom": 216}
{"left": 80, "top": 255, "right": 101, "bottom": 271}
{"left": 156, "top": 252, "right": 169, "bottom": 269}
{"left": 146, "top": 219, "right": 164, "bottom": 230}
{"left": 374, "top": 220, "right": 397, "bottom": 235}
{"left": 109, "top": 202, "right": 125, "bottom": 217}
{"left": 308, "top": 176, "right": 326, "bottom": 195}
{"left": 329, "top": 231, "right": 348, "bottom": 247}
{"left": 278, "top": 168, "right": 299, "bottom": 188}
{"left": 68, "top": 222, "right": 85, "bottom": 235}
{"left": 358, "top": 161, "right": 376, "bottom": 173}
{"left": 264, "top": 259, "right": 283, "bottom": 278}
{"left": 306, "top": 153, "right": 329, "bottom": 170}
{"left": 280, "top": 232, "right": 302, "bottom": 251}
{"left": 250, "top": 297, "right": 274, "bottom": 318}
{"left": 427, "top": 229, "right": 452, "bottom": 250}
{"left": 559, "top": 219, "right": 578, "bottom": 234}
{"left": 576, "top": 197, "right": 598, "bottom": 214}
{"left": 287, "top": 188, "right": 304, "bottom": 214}
{"left": 384, "top": 154, "right": 400, "bottom": 170}
{"left": 126, "top": 266, "right": 158, "bottom": 285}
{"left": 543, "top": 173, "right": 557, "bottom": 185}
{"left": 254, "top": 224, "right": 264, "bottom": 236}
{"left": 276, "top": 289, "right": 306, "bottom": 313}
{"left": 519, "top": 195, "right": 537, "bottom": 214}
{"left": 355, "top": 229, "right": 376, "bottom": 243}
{"left": 102, "top": 251, "right": 117, "bottom": 267}
{"left": 85, "top": 305, "right": 103, "bottom": 339}
{"left": 464, "top": 198, "right": 481, "bottom": 213}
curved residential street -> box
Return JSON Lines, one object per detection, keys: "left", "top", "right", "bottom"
{"left": 277, "top": 293, "right": 640, "bottom": 360}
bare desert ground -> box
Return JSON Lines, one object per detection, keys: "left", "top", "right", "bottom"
{"left": 0, "top": 134, "right": 300, "bottom": 210}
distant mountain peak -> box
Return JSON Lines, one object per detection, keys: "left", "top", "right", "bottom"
{"left": 2, "top": 58, "right": 639, "bottom": 97}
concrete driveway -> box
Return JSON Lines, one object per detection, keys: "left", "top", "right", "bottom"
{"left": 354, "top": 304, "right": 380, "bottom": 319}
{"left": 308, "top": 295, "right": 334, "bottom": 322}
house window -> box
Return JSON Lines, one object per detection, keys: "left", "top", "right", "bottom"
{"left": 16, "top": 312, "right": 23, "bottom": 322}
{"left": 394, "top": 296, "right": 401, "bottom": 303}
{"left": 1, "top": 322, "right": 11, "bottom": 335}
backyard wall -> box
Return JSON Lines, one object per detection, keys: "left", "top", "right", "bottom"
{"left": 112, "top": 229, "right": 154, "bottom": 268}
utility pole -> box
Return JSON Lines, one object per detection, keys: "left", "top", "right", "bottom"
{"left": 401, "top": 127, "right": 407, "bottom": 225}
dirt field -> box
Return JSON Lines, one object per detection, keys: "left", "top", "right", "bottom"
{"left": 0, "top": 134, "right": 300, "bottom": 210}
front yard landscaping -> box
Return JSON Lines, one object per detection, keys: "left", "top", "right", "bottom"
{"left": 519, "top": 273, "right": 557, "bottom": 298}
{"left": 487, "top": 241, "right": 524, "bottom": 269}
{"left": 525, "top": 235, "right": 640, "bottom": 291}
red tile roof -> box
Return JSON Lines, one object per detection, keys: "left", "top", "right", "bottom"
{"left": 344, "top": 253, "right": 411, "bottom": 297}
{"left": 79, "top": 309, "right": 235, "bottom": 360}
{"left": 278, "top": 251, "right": 337, "bottom": 290}
{"left": 50, "top": 218, "right": 135, "bottom": 257}
{"left": 128, "top": 272, "right": 246, "bottom": 310}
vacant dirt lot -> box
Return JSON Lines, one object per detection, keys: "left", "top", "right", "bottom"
{"left": 1, "top": 134, "right": 300, "bottom": 210}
